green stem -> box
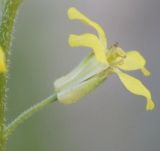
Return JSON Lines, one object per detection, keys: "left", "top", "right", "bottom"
{"left": 0, "top": 0, "right": 22, "bottom": 52}
{"left": 5, "top": 94, "right": 57, "bottom": 138}
{"left": 0, "top": 74, "right": 6, "bottom": 151}
{"left": 0, "top": 0, "right": 23, "bottom": 150}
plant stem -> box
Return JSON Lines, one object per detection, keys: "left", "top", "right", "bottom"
{"left": 0, "top": 0, "right": 23, "bottom": 150}
{"left": 5, "top": 94, "right": 57, "bottom": 139}
{"left": 0, "top": 74, "right": 6, "bottom": 151}
{"left": 0, "top": 0, "right": 22, "bottom": 52}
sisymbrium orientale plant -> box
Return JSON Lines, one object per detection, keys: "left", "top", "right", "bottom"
{"left": 0, "top": 1, "right": 156, "bottom": 151}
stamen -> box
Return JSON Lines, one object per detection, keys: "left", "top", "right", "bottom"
{"left": 113, "top": 42, "right": 119, "bottom": 47}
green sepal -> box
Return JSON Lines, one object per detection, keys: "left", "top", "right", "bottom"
{"left": 54, "top": 53, "right": 110, "bottom": 104}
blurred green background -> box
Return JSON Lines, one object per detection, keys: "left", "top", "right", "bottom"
{"left": 1, "top": 0, "right": 160, "bottom": 151}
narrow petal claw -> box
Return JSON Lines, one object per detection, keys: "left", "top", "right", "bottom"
{"left": 68, "top": 7, "right": 107, "bottom": 48}
{"left": 115, "top": 70, "right": 155, "bottom": 110}
{"left": 146, "top": 99, "right": 155, "bottom": 111}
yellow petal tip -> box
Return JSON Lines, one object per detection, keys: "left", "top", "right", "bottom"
{"left": 0, "top": 64, "right": 7, "bottom": 73}
{"left": 68, "top": 7, "right": 79, "bottom": 20}
{"left": 0, "top": 47, "right": 6, "bottom": 73}
{"left": 68, "top": 34, "right": 74, "bottom": 47}
{"left": 141, "top": 67, "right": 151, "bottom": 77}
{"left": 146, "top": 99, "right": 155, "bottom": 111}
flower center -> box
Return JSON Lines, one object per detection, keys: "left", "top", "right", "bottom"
{"left": 107, "top": 44, "right": 126, "bottom": 66}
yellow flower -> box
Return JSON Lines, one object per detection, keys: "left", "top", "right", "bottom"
{"left": 54, "top": 7, "right": 155, "bottom": 111}
{"left": 0, "top": 46, "right": 6, "bottom": 73}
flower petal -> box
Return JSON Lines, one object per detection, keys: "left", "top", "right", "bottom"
{"left": 0, "top": 47, "right": 6, "bottom": 73}
{"left": 69, "top": 34, "right": 107, "bottom": 64}
{"left": 118, "top": 51, "right": 150, "bottom": 76}
{"left": 116, "top": 70, "right": 155, "bottom": 111}
{"left": 68, "top": 7, "right": 107, "bottom": 48}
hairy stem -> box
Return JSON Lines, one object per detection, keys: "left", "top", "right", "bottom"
{"left": 0, "top": 0, "right": 22, "bottom": 52}
{"left": 0, "top": 0, "right": 23, "bottom": 150}
{"left": 0, "top": 74, "right": 6, "bottom": 151}
{"left": 5, "top": 94, "right": 57, "bottom": 138}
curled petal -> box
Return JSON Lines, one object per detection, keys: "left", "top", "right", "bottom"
{"left": 68, "top": 7, "right": 107, "bottom": 48}
{"left": 115, "top": 70, "right": 155, "bottom": 111}
{"left": 118, "top": 51, "right": 150, "bottom": 76}
{"left": 0, "top": 47, "right": 6, "bottom": 73}
{"left": 69, "top": 34, "right": 107, "bottom": 64}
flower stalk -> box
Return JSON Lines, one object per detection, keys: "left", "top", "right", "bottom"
{"left": 5, "top": 94, "right": 57, "bottom": 139}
